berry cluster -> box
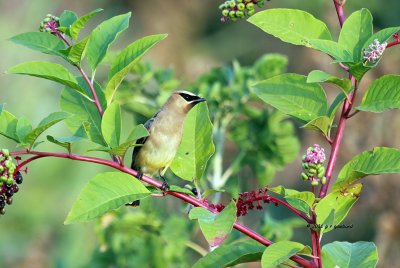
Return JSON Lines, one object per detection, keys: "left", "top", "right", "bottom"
{"left": 39, "top": 14, "right": 60, "bottom": 34}
{"left": 363, "top": 39, "right": 387, "bottom": 63}
{"left": 219, "top": 0, "right": 267, "bottom": 22}
{"left": 301, "top": 144, "right": 326, "bottom": 186}
{"left": 0, "top": 149, "right": 23, "bottom": 215}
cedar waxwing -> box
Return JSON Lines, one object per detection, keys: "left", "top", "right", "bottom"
{"left": 131, "top": 90, "right": 206, "bottom": 193}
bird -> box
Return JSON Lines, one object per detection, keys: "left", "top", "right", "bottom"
{"left": 128, "top": 91, "right": 206, "bottom": 206}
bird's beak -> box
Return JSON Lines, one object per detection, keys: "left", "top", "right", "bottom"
{"left": 196, "top": 98, "right": 206, "bottom": 103}
{"left": 190, "top": 97, "right": 206, "bottom": 107}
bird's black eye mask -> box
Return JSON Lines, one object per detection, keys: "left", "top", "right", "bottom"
{"left": 179, "top": 92, "right": 201, "bottom": 102}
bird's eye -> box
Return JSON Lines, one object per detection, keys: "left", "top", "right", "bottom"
{"left": 179, "top": 93, "right": 199, "bottom": 102}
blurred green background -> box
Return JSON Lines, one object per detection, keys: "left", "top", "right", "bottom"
{"left": 1, "top": 0, "right": 399, "bottom": 267}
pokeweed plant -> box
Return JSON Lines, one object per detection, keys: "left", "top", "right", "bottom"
{"left": 1, "top": 1, "right": 400, "bottom": 267}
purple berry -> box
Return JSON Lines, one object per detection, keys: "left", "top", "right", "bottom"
{"left": 5, "top": 188, "right": 14, "bottom": 197}
{"left": 15, "top": 172, "right": 23, "bottom": 184}
{"left": 12, "top": 184, "right": 19, "bottom": 193}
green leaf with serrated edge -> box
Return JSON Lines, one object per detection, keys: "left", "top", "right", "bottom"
{"left": 334, "top": 147, "right": 400, "bottom": 190}
{"left": 308, "top": 39, "right": 353, "bottom": 62}
{"left": 189, "top": 202, "right": 237, "bottom": 247}
{"left": 70, "top": 8, "right": 103, "bottom": 39}
{"left": 6, "top": 61, "right": 87, "bottom": 97}
{"left": 59, "top": 10, "right": 78, "bottom": 28}
{"left": 339, "top": 9, "right": 373, "bottom": 62}
{"left": 23, "top": 112, "right": 71, "bottom": 148}
{"left": 361, "top": 27, "right": 400, "bottom": 68}
{"left": 307, "top": 70, "right": 352, "bottom": 98}
{"left": 16, "top": 116, "right": 32, "bottom": 142}
{"left": 109, "top": 124, "right": 149, "bottom": 158}
{"left": 60, "top": 77, "right": 107, "bottom": 146}
{"left": 301, "top": 116, "right": 331, "bottom": 138}
{"left": 0, "top": 110, "right": 19, "bottom": 142}
{"left": 252, "top": 74, "right": 328, "bottom": 122}
{"left": 101, "top": 102, "right": 121, "bottom": 148}
{"left": 60, "top": 36, "right": 89, "bottom": 66}
{"left": 315, "top": 184, "right": 362, "bottom": 233}
{"left": 322, "top": 241, "right": 378, "bottom": 268}
{"left": 357, "top": 75, "right": 400, "bottom": 113}
{"left": 65, "top": 172, "right": 150, "bottom": 224}
{"left": 105, "top": 34, "right": 167, "bottom": 104}
{"left": 285, "top": 191, "right": 315, "bottom": 216}
{"left": 328, "top": 92, "right": 347, "bottom": 120}
{"left": 248, "top": 9, "right": 331, "bottom": 47}
{"left": 86, "top": 12, "right": 131, "bottom": 71}
{"left": 170, "top": 102, "right": 215, "bottom": 181}
{"left": 193, "top": 240, "right": 264, "bottom": 268}
{"left": 168, "top": 185, "right": 196, "bottom": 197}
{"left": 261, "top": 241, "right": 304, "bottom": 268}
{"left": 9, "top": 32, "right": 67, "bottom": 59}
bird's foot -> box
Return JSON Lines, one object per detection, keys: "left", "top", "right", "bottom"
{"left": 137, "top": 170, "right": 143, "bottom": 180}
{"left": 160, "top": 176, "right": 170, "bottom": 194}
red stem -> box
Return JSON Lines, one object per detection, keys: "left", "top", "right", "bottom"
{"left": 386, "top": 39, "right": 400, "bottom": 48}
{"left": 11, "top": 150, "right": 314, "bottom": 268}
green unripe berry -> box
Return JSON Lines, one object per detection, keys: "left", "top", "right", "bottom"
{"left": 46, "top": 13, "right": 52, "bottom": 17}
{"left": 245, "top": 0, "right": 252, "bottom": 2}
{"left": 321, "top": 177, "right": 327, "bottom": 185}
{"left": 46, "top": 28, "right": 51, "bottom": 33}
{"left": 246, "top": 2, "right": 254, "bottom": 9}
{"left": 247, "top": 9, "right": 255, "bottom": 15}
{"left": 229, "top": 1, "right": 236, "bottom": 8}
{"left": 301, "top": 173, "right": 309, "bottom": 181}
{"left": 4, "top": 160, "right": 11, "bottom": 169}
{"left": 311, "top": 180, "right": 319, "bottom": 186}
{"left": 6, "top": 178, "right": 13, "bottom": 186}
{"left": 0, "top": 166, "right": 3, "bottom": 172}
{"left": 238, "top": 3, "right": 245, "bottom": 10}
{"left": 308, "top": 168, "right": 316, "bottom": 175}
{"left": 229, "top": 11, "right": 236, "bottom": 18}
{"left": 2, "top": 149, "right": 9, "bottom": 157}
{"left": 318, "top": 166, "right": 325, "bottom": 174}
{"left": 44, "top": 17, "right": 51, "bottom": 23}
{"left": 219, "top": 4, "right": 225, "bottom": 10}
{"left": 236, "top": 11, "right": 244, "bottom": 18}
{"left": 1, "top": 176, "right": 7, "bottom": 183}
{"left": 222, "top": 9, "right": 229, "bottom": 16}
{"left": 0, "top": 207, "right": 5, "bottom": 215}
{"left": 237, "top": 0, "right": 243, "bottom": 2}
{"left": 8, "top": 168, "right": 15, "bottom": 176}
{"left": 308, "top": 163, "right": 317, "bottom": 168}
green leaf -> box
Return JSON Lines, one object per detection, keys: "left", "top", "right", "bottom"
{"left": 6, "top": 61, "right": 86, "bottom": 97}
{"left": 307, "top": 70, "right": 352, "bottom": 97}
{"left": 47, "top": 135, "right": 83, "bottom": 152}
{"left": 315, "top": 184, "right": 362, "bottom": 233}
{"left": 16, "top": 116, "right": 32, "bottom": 142}
{"left": 86, "top": 12, "right": 131, "bottom": 71}
{"left": 189, "top": 202, "right": 237, "bottom": 247}
{"left": 268, "top": 185, "right": 299, "bottom": 196}
{"left": 334, "top": 147, "right": 400, "bottom": 190}
{"left": 339, "top": 9, "right": 373, "bottom": 62}
{"left": 301, "top": 116, "right": 331, "bottom": 138}
{"left": 170, "top": 102, "right": 215, "bottom": 181}
{"left": 328, "top": 92, "right": 347, "bottom": 119}
{"left": 0, "top": 110, "right": 19, "bottom": 142}
{"left": 23, "top": 112, "right": 71, "bottom": 148}
{"left": 252, "top": 74, "right": 328, "bottom": 122}
{"left": 308, "top": 39, "right": 353, "bottom": 62}
{"left": 193, "top": 240, "right": 264, "bottom": 268}
{"left": 202, "top": 189, "right": 226, "bottom": 199}
{"left": 101, "top": 102, "right": 121, "bottom": 147}
{"left": 248, "top": 9, "right": 331, "bottom": 47}
{"left": 59, "top": 10, "right": 78, "bottom": 28}
{"left": 65, "top": 172, "right": 150, "bottom": 224}
{"left": 60, "top": 78, "right": 107, "bottom": 146}
{"left": 261, "top": 241, "right": 304, "bottom": 268}
{"left": 168, "top": 185, "right": 196, "bottom": 197}
{"left": 108, "top": 124, "right": 149, "bottom": 158}
{"left": 357, "top": 75, "right": 400, "bottom": 113}
{"left": 9, "top": 32, "right": 67, "bottom": 59}
{"left": 285, "top": 191, "right": 315, "bottom": 216}
{"left": 70, "top": 8, "right": 103, "bottom": 39}
{"left": 61, "top": 36, "right": 89, "bottom": 66}
{"left": 105, "top": 34, "right": 167, "bottom": 103}
{"left": 322, "top": 241, "right": 378, "bottom": 268}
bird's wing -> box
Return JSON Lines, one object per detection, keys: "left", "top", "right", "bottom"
{"left": 131, "top": 112, "right": 158, "bottom": 169}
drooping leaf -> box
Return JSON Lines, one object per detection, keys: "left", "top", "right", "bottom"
{"left": 338, "top": 9, "right": 373, "bottom": 62}
{"left": 308, "top": 39, "right": 353, "bottom": 62}
{"left": 60, "top": 77, "right": 107, "bottom": 146}
{"left": 170, "top": 102, "right": 215, "bottom": 181}
{"left": 105, "top": 34, "right": 167, "bottom": 104}
{"left": 6, "top": 61, "right": 86, "bottom": 97}
{"left": 23, "top": 112, "right": 71, "bottom": 148}
{"left": 301, "top": 116, "right": 332, "bottom": 139}
{"left": 86, "top": 12, "right": 131, "bottom": 71}
{"left": 248, "top": 9, "right": 331, "bottom": 47}
{"left": 334, "top": 147, "right": 400, "bottom": 190}
{"left": 193, "top": 240, "right": 265, "bottom": 268}
{"left": 61, "top": 36, "right": 89, "bottom": 66}
{"left": 0, "top": 110, "right": 19, "bottom": 142}
{"left": 189, "top": 202, "right": 237, "bottom": 247}
{"left": 101, "top": 102, "right": 121, "bottom": 147}
{"left": 285, "top": 191, "right": 315, "bottom": 216}
{"left": 65, "top": 172, "right": 150, "bottom": 224}
{"left": 9, "top": 32, "right": 67, "bottom": 59}
{"left": 357, "top": 75, "right": 400, "bottom": 113}
{"left": 109, "top": 124, "right": 149, "bottom": 159}
{"left": 322, "top": 241, "right": 378, "bottom": 268}
{"left": 70, "top": 8, "right": 103, "bottom": 39}
{"left": 16, "top": 116, "right": 32, "bottom": 142}
{"left": 261, "top": 241, "right": 304, "bottom": 268}
{"left": 315, "top": 184, "right": 362, "bottom": 233}
{"left": 307, "top": 70, "right": 352, "bottom": 97}
{"left": 252, "top": 73, "right": 327, "bottom": 122}
{"left": 47, "top": 134, "right": 83, "bottom": 152}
